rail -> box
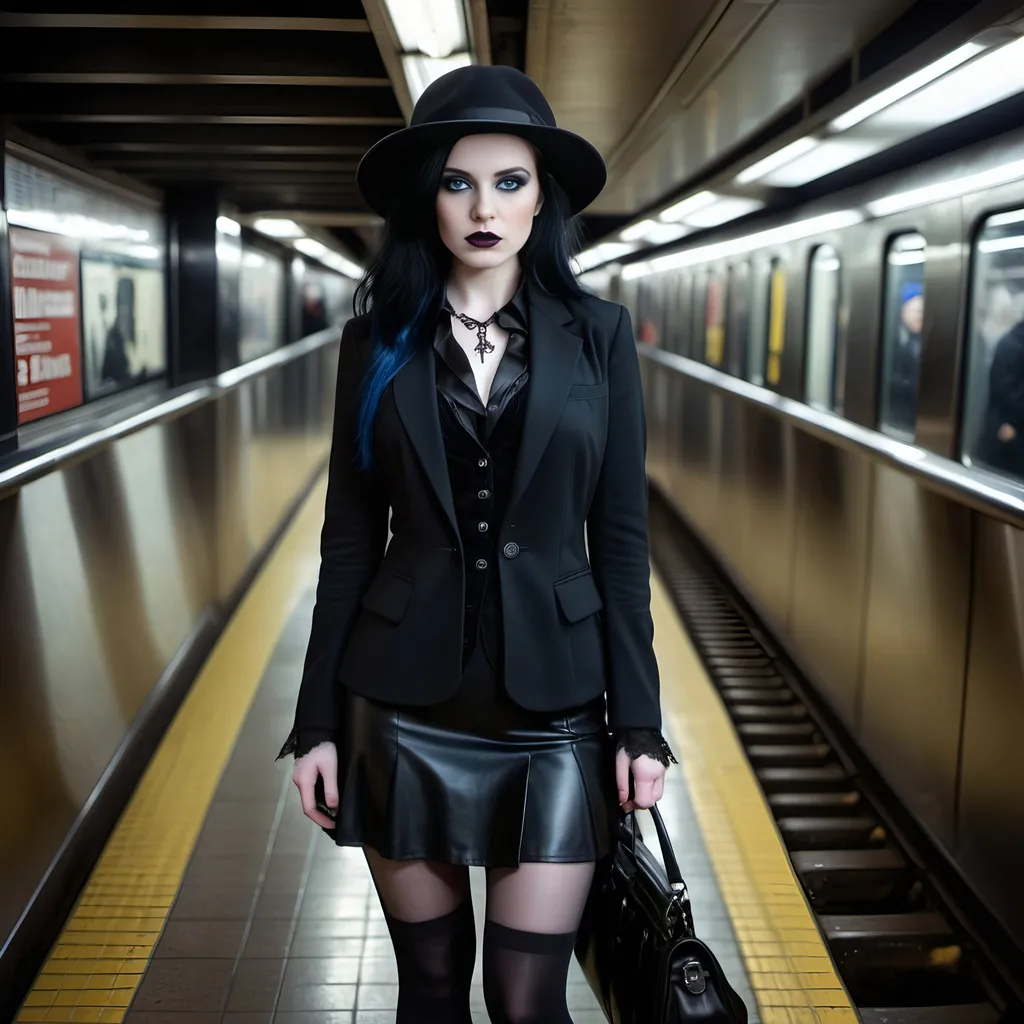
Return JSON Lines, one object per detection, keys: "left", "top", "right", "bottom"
{"left": 0, "top": 327, "right": 342, "bottom": 500}
{"left": 638, "top": 344, "right": 1024, "bottom": 528}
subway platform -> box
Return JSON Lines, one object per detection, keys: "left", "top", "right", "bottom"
{"left": 14, "top": 474, "right": 858, "bottom": 1024}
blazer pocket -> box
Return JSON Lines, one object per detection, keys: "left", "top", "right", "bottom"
{"left": 361, "top": 569, "right": 414, "bottom": 624}
{"left": 554, "top": 570, "right": 604, "bottom": 623}
{"left": 567, "top": 382, "right": 609, "bottom": 400}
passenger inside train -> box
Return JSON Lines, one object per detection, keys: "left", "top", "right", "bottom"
{"left": 4, "top": 3, "right": 1024, "bottom": 1024}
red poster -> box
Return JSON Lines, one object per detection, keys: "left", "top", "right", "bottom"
{"left": 11, "top": 227, "right": 83, "bottom": 424}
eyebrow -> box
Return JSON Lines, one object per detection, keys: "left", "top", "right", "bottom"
{"left": 443, "top": 166, "right": 532, "bottom": 179}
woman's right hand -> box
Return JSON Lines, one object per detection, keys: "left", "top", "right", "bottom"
{"left": 292, "top": 741, "right": 338, "bottom": 828}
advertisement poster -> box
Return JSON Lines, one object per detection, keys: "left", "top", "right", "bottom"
{"left": 80, "top": 256, "right": 166, "bottom": 400}
{"left": 11, "top": 227, "right": 84, "bottom": 424}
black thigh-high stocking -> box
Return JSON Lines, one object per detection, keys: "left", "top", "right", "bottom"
{"left": 365, "top": 848, "right": 475, "bottom": 1023}
{"left": 483, "top": 861, "right": 595, "bottom": 1024}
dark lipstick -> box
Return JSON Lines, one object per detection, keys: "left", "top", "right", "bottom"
{"left": 466, "top": 231, "right": 501, "bottom": 248}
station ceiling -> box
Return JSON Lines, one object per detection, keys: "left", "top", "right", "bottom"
{"left": 1, "top": 1, "right": 975, "bottom": 252}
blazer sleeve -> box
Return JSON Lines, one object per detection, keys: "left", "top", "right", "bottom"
{"left": 587, "top": 304, "right": 662, "bottom": 733}
{"left": 280, "top": 320, "right": 389, "bottom": 757}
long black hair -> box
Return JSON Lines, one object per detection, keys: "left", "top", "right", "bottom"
{"left": 353, "top": 140, "right": 586, "bottom": 468}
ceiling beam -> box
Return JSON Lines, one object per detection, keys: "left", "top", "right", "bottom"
{"left": 0, "top": 15, "right": 371, "bottom": 31}
{"left": 8, "top": 73, "right": 393, "bottom": 87}
{"left": 360, "top": 0, "right": 414, "bottom": 123}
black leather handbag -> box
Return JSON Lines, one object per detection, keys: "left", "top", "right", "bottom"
{"left": 575, "top": 805, "right": 748, "bottom": 1023}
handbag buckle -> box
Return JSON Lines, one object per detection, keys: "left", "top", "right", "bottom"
{"left": 683, "top": 961, "right": 707, "bottom": 995}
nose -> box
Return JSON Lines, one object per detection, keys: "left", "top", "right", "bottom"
{"left": 472, "top": 190, "right": 495, "bottom": 224}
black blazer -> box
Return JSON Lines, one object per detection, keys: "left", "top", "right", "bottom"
{"left": 291, "top": 287, "right": 660, "bottom": 753}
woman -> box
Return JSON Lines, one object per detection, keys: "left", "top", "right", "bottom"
{"left": 280, "top": 65, "right": 674, "bottom": 1023}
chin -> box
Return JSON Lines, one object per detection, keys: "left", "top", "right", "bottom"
{"left": 457, "top": 246, "right": 517, "bottom": 270}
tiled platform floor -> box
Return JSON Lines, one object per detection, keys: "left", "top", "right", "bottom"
{"left": 122, "top": 586, "right": 759, "bottom": 1023}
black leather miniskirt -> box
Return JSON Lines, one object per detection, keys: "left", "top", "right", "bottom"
{"left": 325, "top": 644, "right": 618, "bottom": 867}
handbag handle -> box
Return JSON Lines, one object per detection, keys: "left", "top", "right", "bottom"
{"left": 626, "top": 804, "right": 686, "bottom": 892}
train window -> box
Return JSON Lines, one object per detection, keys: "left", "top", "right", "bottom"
{"left": 726, "top": 262, "right": 751, "bottom": 377}
{"left": 879, "top": 233, "right": 926, "bottom": 440}
{"left": 675, "top": 273, "right": 692, "bottom": 357}
{"left": 765, "top": 259, "right": 787, "bottom": 387}
{"left": 746, "top": 262, "right": 770, "bottom": 385}
{"left": 805, "top": 245, "right": 842, "bottom": 411}
{"left": 704, "top": 272, "right": 727, "bottom": 366}
{"left": 691, "top": 273, "right": 707, "bottom": 361}
{"left": 962, "top": 210, "right": 1024, "bottom": 480}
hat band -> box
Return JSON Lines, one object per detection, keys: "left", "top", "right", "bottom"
{"left": 446, "top": 106, "right": 543, "bottom": 126}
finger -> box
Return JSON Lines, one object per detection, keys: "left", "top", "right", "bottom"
{"left": 322, "top": 768, "right": 339, "bottom": 811}
{"left": 633, "top": 778, "right": 656, "bottom": 810}
{"left": 296, "top": 783, "right": 335, "bottom": 829}
{"left": 653, "top": 774, "right": 665, "bottom": 803}
{"left": 615, "top": 749, "right": 631, "bottom": 805}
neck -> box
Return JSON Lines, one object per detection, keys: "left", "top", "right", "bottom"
{"left": 446, "top": 259, "right": 521, "bottom": 318}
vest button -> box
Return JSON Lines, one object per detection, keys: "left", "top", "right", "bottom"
{"left": 475, "top": 558, "right": 488, "bottom": 570}
{"left": 478, "top": 522, "right": 489, "bottom": 533}
{"left": 503, "top": 542, "right": 520, "bottom": 559}
{"left": 478, "top": 489, "right": 490, "bottom": 500}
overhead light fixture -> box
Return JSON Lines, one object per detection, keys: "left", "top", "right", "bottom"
{"left": 659, "top": 190, "right": 717, "bottom": 223}
{"left": 293, "top": 237, "right": 363, "bottom": 279}
{"left": 621, "top": 209, "right": 864, "bottom": 280}
{"left": 867, "top": 157, "right": 1024, "bottom": 217}
{"left": 619, "top": 219, "right": 690, "bottom": 245}
{"left": 681, "top": 195, "right": 763, "bottom": 228}
{"left": 574, "top": 242, "right": 636, "bottom": 273}
{"left": 978, "top": 234, "right": 1024, "bottom": 254}
{"left": 734, "top": 137, "right": 818, "bottom": 185}
{"left": 253, "top": 218, "right": 304, "bottom": 239}
{"left": 757, "top": 137, "right": 885, "bottom": 187}
{"left": 402, "top": 51, "right": 472, "bottom": 104}
{"left": 7, "top": 209, "right": 150, "bottom": 243}
{"left": 216, "top": 215, "right": 241, "bottom": 237}
{"left": 830, "top": 41, "right": 986, "bottom": 131}
{"left": 384, "top": 0, "right": 467, "bottom": 59}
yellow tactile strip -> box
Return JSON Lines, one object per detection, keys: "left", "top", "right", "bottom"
{"left": 651, "top": 569, "right": 860, "bottom": 1024}
{"left": 16, "top": 475, "right": 328, "bottom": 1024}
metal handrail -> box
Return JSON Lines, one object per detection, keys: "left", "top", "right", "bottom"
{"left": 638, "top": 344, "right": 1024, "bottom": 527}
{"left": 0, "top": 327, "right": 342, "bottom": 499}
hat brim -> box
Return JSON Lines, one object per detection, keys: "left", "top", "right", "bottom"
{"left": 356, "top": 120, "right": 607, "bottom": 217}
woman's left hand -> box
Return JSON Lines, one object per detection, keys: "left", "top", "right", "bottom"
{"left": 616, "top": 749, "right": 667, "bottom": 811}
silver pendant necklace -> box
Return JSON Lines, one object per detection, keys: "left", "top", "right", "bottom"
{"left": 452, "top": 310, "right": 498, "bottom": 363}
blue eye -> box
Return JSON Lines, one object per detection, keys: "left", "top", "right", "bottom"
{"left": 443, "top": 177, "right": 470, "bottom": 192}
{"left": 498, "top": 176, "right": 527, "bottom": 191}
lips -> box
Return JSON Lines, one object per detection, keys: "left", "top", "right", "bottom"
{"left": 466, "top": 232, "right": 501, "bottom": 248}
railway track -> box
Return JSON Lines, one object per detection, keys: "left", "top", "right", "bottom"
{"left": 649, "top": 490, "right": 1023, "bottom": 1024}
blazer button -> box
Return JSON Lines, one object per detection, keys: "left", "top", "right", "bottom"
{"left": 478, "top": 489, "right": 490, "bottom": 499}
{"left": 503, "top": 542, "right": 520, "bottom": 559}
{"left": 478, "top": 522, "right": 489, "bottom": 533}
{"left": 475, "top": 558, "right": 488, "bottom": 570}
{"left": 478, "top": 458, "right": 488, "bottom": 468}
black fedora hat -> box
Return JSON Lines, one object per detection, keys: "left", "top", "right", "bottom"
{"left": 356, "top": 65, "right": 606, "bottom": 217}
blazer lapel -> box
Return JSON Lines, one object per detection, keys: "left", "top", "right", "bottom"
{"left": 508, "top": 288, "right": 583, "bottom": 515}
{"left": 392, "top": 344, "right": 460, "bottom": 539}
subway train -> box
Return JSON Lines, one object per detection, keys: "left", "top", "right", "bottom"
{"left": 583, "top": 125, "right": 1024, "bottom": 958}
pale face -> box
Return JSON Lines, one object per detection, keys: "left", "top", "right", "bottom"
{"left": 902, "top": 294, "right": 924, "bottom": 336}
{"left": 436, "top": 134, "right": 544, "bottom": 270}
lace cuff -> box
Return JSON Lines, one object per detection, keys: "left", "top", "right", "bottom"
{"left": 615, "top": 728, "right": 678, "bottom": 767}
{"left": 276, "top": 727, "right": 336, "bottom": 761}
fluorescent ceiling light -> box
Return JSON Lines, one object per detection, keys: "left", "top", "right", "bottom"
{"left": 830, "top": 41, "right": 986, "bottom": 131}
{"left": 294, "top": 237, "right": 328, "bottom": 259}
{"left": 988, "top": 209, "right": 1024, "bottom": 229}
{"left": 870, "top": 35, "right": 1024, "bottom": 133}
{"left": 8, "top": 209, "right": 150, "bottom": 242}
{"left": 574, "top": 241, "right": 636, "bottom": 273}
{"left": 867, "top": 157, "right": 1024, "bottom": 217}
{"left": 759, "top": 137, "right": 885, "bottom": 187}
{"left": 887, "top": 250, "right": 926, "bottom": 265}
{"left": 127, "top": 244, "right": 161, "bottom": 261}
{"left": 385, "top": 0, "right": 467, "bottom": 59}
{"left": 619, "top": 219, "right": 690, "bottom": 245}
{"left": 734, "top": 136, "right": 818, "bottom": 185}
{"left": 216, "top": 215, "right": 241, "bottom": 237}
{"left": 682, "top": 195, "right": 763, "bottom": 228}
{"left": 253, "top": 218, "right": 304, "bottom": 238}
{"left": 621, "top": 209, "right": 864, "bottom": 280}
{"left": 659, "top": 190, "right": 717, "bottom": 223}
{"left": 403, "top": 51, "right": 472, "bottom": 104}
